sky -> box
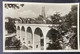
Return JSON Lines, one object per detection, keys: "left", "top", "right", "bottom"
{"left": 4, "top": 3, "right": 76, "bottom": 19}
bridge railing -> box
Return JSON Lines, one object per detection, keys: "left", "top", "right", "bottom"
{"left": 15, "top": 24, "right": 59, "bottom": 27}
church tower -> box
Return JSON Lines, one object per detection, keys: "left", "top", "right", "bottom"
{"left": 41, "top": 6, "right": 46, "bottom": 18}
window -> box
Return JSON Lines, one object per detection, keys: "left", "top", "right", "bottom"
{"left": 40, "top": 39, "right": 44, "bottom": 46}
{"left": 19, "top": 36, "right": 20, "bottom": 38}
{"left": 36, "top": 45, "right": 38, "bottom": 48}
{"left": 23, "top": 42, "right": 25, "bottom": 44}
{"left": 23, "top": 38, "right": 25, "bottom": 40}
{"left": 28, "top": 41, "right": 30, "bottom": 44}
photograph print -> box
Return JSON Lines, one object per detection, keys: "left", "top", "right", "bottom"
{"left": 3, "top": 2, "right": 79, "bottom": 52}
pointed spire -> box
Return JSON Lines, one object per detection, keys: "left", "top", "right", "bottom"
{"left": 42, "top": 6, "right": 46, "bottom": 18}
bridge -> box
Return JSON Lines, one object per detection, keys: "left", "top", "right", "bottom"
{"left": 16, "top": 24, "right": 59, "bottom": 50}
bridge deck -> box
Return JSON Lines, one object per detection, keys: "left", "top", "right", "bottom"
{"left": 15, "top": 24, "right": 59, "bottom": 27}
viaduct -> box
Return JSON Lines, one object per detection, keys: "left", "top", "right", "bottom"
{"left": 16, "top": 24, "right": 59, "bottom": 50}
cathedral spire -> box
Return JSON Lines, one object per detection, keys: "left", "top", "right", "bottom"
{"left": 42, "top": 6, "right": 45, "bottom": 18}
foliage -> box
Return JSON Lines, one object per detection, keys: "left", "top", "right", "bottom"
{"left": 5, "top": 17, "right": 16, "bottom": 33}
{"left": 47, "top": 5, "right": 77, "bottom": 50}
{"left": 50, "top": 12, "right": 61, "bottom": 24}
{"left": 35, "top": 15, "right": 45, "bottom": 24}
{"left": 62, "top": 5, "right": 77, "bottom": 49}
{"left": 5, "top": 37, "right": 21, "bottom": 50}
{"left": 46, "top": 29, "right": 62, "bottom": 50}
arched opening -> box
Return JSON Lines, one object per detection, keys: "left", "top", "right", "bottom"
{"left": 21, "top": 26, "right": 25, "bottom": 44}
{"left": 17, "top": 26, "right": 20, "bottom": 39}
{"left": 34, "top": 28, "right": 44, "bottom": 50}
{"left": 46, "top": 29, "right": 61, "bottom": 50}
{"left": 26, "top": 27, "right": 33, "bottom": 50}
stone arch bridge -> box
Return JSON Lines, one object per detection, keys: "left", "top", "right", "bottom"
{"left": 16, "top": 24, "right": 59, "bottom": 50}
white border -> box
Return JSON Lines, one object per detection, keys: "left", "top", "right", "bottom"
{"left": 3, "top": 1, "right": 80, "bottom": 52}
{"left": 78, "top": 3, "right": 79, "bottom": 51}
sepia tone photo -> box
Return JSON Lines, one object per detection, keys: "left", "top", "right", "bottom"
{"left": 3, "top": 2, "right": 79, "bottom": 52}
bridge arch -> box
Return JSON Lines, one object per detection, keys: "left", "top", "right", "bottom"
{"left": 21, "top": 26, "right": 25, "bottom": 44}
{"left": 17, "top": 26, "right": 20, "bottom": 30}
{"left": 46, "top": 28, "right": 60, "bottom": 50}
{"left": 34, "top": 27, "right": 44, "bottom": 50}
{"left": 26, "top": 27, "right": 33, "bottom": 50}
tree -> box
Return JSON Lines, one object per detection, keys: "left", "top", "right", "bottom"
{"left": 60, "top": 5, "right": 78, "bottom": 49}
{"left": 11, "top": 36, "right": 21, "bottom": 50}
{"left": 50, "top": 12, "right": 62, "bottom": 24}
{"left": 66, "top": 5, "right": 77, "bottom": 26}
{"left": 35, "top": 15, "right": 45, "bottom": 24}
{"left": 60, "top": 5, "right": 77, "bottom": 33}
{"left": 71, "top": 5, "right": 77, "bottom": 26}
{"left": 5, "top": 37, "right": 21, "bottom": 50}
{"left": 46, "top": 29, "right": 62, "bottom": 50}
{"left": 5, "top": 17, "right": 16, "bottom": 33}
